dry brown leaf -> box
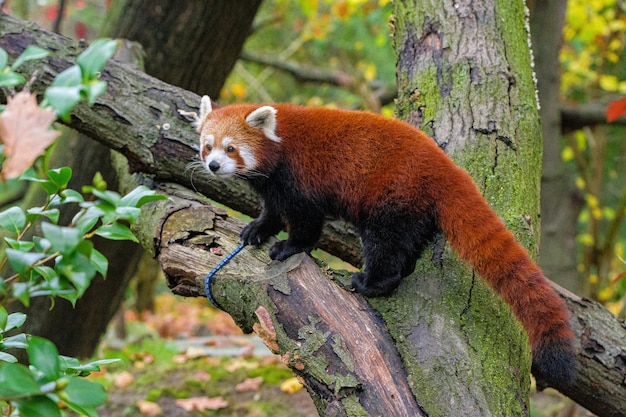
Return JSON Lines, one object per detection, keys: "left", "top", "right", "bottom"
{"left": 175, "top": 396, "right": 228, "bottom": 411}
{"left": 235, "top": 376, "right": 263, "bottom": 392}
{"left": 136, "top": 400, "right": 162, "bottom": 416}
{"left": 0, "top": 91, "right": 60, "bottom": 180}
{"left": 114, "top": 371, "right": 134, "bottom": 389}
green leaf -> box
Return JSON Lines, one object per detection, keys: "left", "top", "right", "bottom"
{"left": 33, "top": 265, "right": 57, "bottom": 282}
{"left": 51, "top": 65, "right": 82, "bottom": 87}
{"left": 0, "top": 71, "right": 25, "bottom": 88}
{"left": 38, "top": 180, "right": 60, "bottom": 195}
{"left": 16, "top": 396, "right": 62, "bottom": 417}
{"left": 26, "top": 336, "right": 61, "bottom": 382}
{"left": 0, "top": 362, "right": 41, "bottom": 397}
{"left": 0, "top": 351, "right": 18, "bottom": 363}
{"left": 41, "top": 223, "right": 81, "bottom": 255}
{"left": 63, "top": 377, "right": 107, "bottom": 407}
{"left": 4, "top": 238, "right": 35, "bottom": 251}
{"left": 12, "top": 283, "right": 31, "bottom": 307}
{"left": 72, "top": 207, "right": 102, "bottom": 235}
{"left": 5, "top": 312, "right": 27, "bottom": 332}
{"left": 64, "top": 401, "right": 98, "bottom": 417}
{"left": 46, "top": 167, "right": 72, "bottom": 189}
{"left": 114, "top": 206, "right": 141, "bottom": 223}
{"left": 90, "top": 248, "right": 108, "bottom": 276}
{"left": 0, "top": 306, "right": 6, "bottom": 330}
{"left": 0, "top": 48, "right": 7, "bottom": 69}
{"left": 120, "top": 185, "right": 168, "bottom": 207}
{"left": 62, "top": 358, "right": 121, "bottom": 374}
{"left": 76, "top": 38, "right": 117, "bottom": 80}
{"left": 58, "top": 189, "right": 84, "bottom": 204}
{"left": 0, "top": 206, "right": 27, "bottom": 234}
{"left": 56, "top": 252, "right": 96, "bottom": 296}
{"left": 33, "top": 236, "right": 52, "bottom": 253}
{"left": 95, "top": 223, "right": 138, "bottom": 242}
{"left": 11, "top": 45, "right": 50, "bottom": 70}
{"left": 44, "top": 85, "right": 81, "bottom": 119}
{"left": 91, "top": 188, "right": 121, "bottom": 207}
{"left": 26, "top": 207, "right": 60, "bottom": 224}
{"left": 6, "top": 249, "right": 46, "bottom": 275}
{"left": 83, "top": 80, "right": 107, "bottom": 106}
{"left": 2, "top": 333, "right": 28, "bottom": 349}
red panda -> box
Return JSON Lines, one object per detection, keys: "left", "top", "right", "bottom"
{"left": 194, "top": 96, "right": 576, "bottom": 385}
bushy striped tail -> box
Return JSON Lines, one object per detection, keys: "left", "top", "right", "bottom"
{"left": 436, "top": 167, "right": 576, "bottom": 385}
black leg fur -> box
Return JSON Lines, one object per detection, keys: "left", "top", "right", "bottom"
{"left": 240, "top": 205, "right": 283, "bottom": 245}
{"left": 352, "top": 208, "right": 438, "bottom": 297}
{"left": 270, "top": 209, "right": 325, "bottom": 261}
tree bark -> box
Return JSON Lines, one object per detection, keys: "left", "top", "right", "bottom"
{"left": 3, "top": 12, "right": 626, "bottom": 416}
{"left": 100, "top": 0, "right": 263, "bottom": 96}
{"left": 391, "top": 0, "right": 542, "bottom": 414}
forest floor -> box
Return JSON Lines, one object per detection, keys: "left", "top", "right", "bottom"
{"left": 87, "top": 291, "right": 592, "bottom": 417}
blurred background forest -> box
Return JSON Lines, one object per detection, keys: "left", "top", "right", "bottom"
{"left": 5, "top": 0, "right": 625, "bottom": 312}
{"left": 2, "top": 0, "right": 626, "bottom": 415}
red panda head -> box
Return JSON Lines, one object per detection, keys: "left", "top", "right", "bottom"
{"left": 196, "top": 96, "right": 281, "bottom": 178}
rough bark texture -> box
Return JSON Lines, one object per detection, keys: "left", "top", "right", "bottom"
{"left": 100, "top": 0, "right": 263, "bottom": 96}
{"left": 392, "top": 0, "right": 543, "bottom": 414}
{"left": 3, "top": 12, "right": 626, "bottom": 416}
{"left": 120, "top": 181, "right": 428, "bottom": 416}
{"left": 528, "top": 0, "right": 582, "bottom": 293}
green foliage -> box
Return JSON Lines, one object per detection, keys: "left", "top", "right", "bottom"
{"left": 223, "top": 0, "right": 394, "bottom": 110}
{"left": 0, "top": 39, "right": 167, "bottom": 416}
{"left": 0, "top": 46, "right": 50, "bottom": 89}
{"left": 42, "top": 38, "right": 117, "bottom": 119}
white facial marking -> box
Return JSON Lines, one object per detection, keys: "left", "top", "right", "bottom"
{"left": 238, "top": 145, "right": 257, "bottom": 169}
{"left": 205, "top": 148, "right": 237, "bottom": 177}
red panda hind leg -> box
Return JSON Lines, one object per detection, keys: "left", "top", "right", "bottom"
{"left": 352, "top": 208, "right": 439, "bottom": 297}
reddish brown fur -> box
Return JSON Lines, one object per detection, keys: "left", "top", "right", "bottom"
{"left": 199, "top": 103, "right": 576, "bottom": 384}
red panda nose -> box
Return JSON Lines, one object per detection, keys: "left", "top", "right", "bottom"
{"left": 208, "top": 161, "right": 220, "bottom": 172}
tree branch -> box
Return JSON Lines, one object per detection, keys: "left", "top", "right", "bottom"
{"left": 241, "top": 51, "right": 397, "bottom": 106}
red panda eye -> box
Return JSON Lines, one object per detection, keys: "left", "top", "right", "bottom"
{"left": 226, "top": 146, "right": 235, "bottom": 153}
{"left": 205, "top": 144, "right": 212, "bottom": 151}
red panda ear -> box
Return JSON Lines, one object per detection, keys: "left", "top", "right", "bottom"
{"left": 245, "top": 106, "right": 281, "bottom": 142}
{"left": 200, "top": 96, "right": 213, "bottom": 121}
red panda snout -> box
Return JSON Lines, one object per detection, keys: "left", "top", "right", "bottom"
{"left": 200, "top": 134, "right": 259, "bottom": 178}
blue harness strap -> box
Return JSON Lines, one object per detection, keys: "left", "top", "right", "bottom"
{"left": 204, "top": 242, "right": 246, "bottom": 310}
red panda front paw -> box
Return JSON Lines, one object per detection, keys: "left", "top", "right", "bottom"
{"left": 269, "top": 240, "right": 310, "bottom": 261}
{"left": 240, "top": 220, "right": 275, "bottom": 245}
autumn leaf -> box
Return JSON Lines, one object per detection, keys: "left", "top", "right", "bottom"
{"left": 0, "top": 91, "right": 60, "bottom": 180}
{"left": 606, "top": 97, "right": 626, "bottom": 122}
{"left": 175, "top": 396, "right": 228, "bottom": 411}
{"left": 280, "top": 377, "right": 304, "bottom": 394}
{"left": 235, "top": 376, "right": 263, "bottom": 392}
{"left": 136, "top": 400, "right": 162, "bottom": 416}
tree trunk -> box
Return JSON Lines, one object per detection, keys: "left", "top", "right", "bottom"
{"left": 3, "top": 12, "right": 626, "bottom": 416}
{"left": 100, "top": 0, "right": 262, "bottom": 96}
{"left": 528, "top": 0, "right": 582, "bottom": 293}
{"left": 390, "top": 0, "right": 544, "bottom": 414}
